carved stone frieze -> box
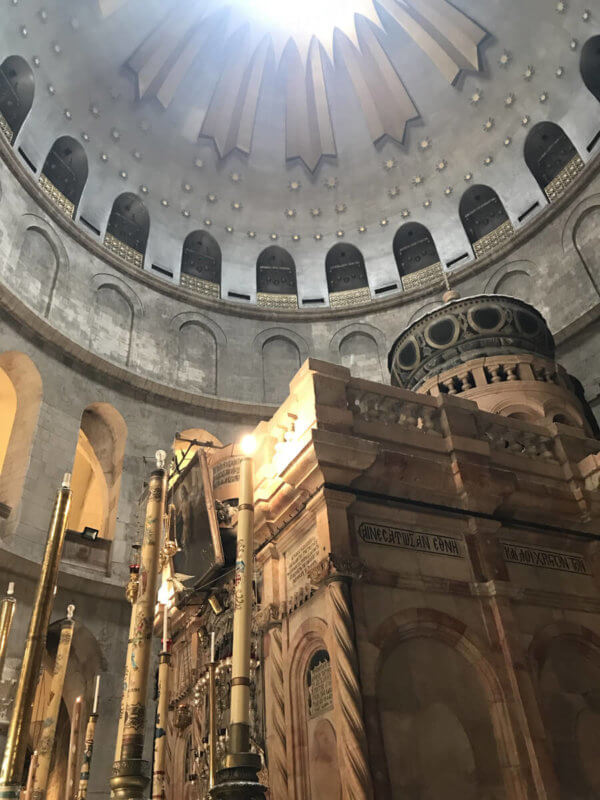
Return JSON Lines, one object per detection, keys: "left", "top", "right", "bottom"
{"left": 308, "top": 553, "right": 365, "bottom": 587}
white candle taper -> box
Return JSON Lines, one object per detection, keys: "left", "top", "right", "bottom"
{"left": 92, "top": 675, "right": 100, "bottom": 714}
{"left": 7, "top": 582, "right": 14, "bottom": 595}
{"left": 210, "top": 631, "right": 215, "bottom": 663}
{"left": 162, "top": 603, "right": 168, "bottom": 650}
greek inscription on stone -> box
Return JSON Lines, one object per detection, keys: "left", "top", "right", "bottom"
{"left": 501, "top": 541, "right": 589, "bottom": 575}
{"left": 287, "top": 536, "right": 321, "bottom": 591}
{"left": 213, "top": 458, "right": 241, "bottom": 490}
{"left": 308, "top": 656, "right": 333, "bottom": 718}
{"left": 358, "top": 522, "right": 463, "bottom": 558}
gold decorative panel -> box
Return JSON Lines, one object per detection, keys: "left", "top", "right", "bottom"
{"left": 38, "top": 175, "right": 75, "bottom": 219}
{"left": 473, "top": 220, "right": 515, "bottom": 260}
{"left": 329, "top": 286, "right": 371, "bottom": 309}
{"left": 180, "top": 274, "right": 220, "bottom": 299}
{"left": 544, "top": 155, "right": 584, "bottom": 202}
{"left": 402, "top": 262, "right": 444, "bottom": 292}
{"left": 104, "top": 232, "right": 144, "bottom": 268}
{"left": 257, "top": 292, "right": 297, "bottom": 310}
{"left": 0, "top": 111, "right": 13, "bottom": 143}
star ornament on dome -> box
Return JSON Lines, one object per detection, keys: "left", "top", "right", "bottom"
{"left": 116, "top": 0, "right": 487, "bottom": 171}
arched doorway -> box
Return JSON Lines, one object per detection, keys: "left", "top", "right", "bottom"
{"left": 459, "top": 185, "right": 514, "bottom": 259}
{"left": 180, "top": 230, "right": 221, "bottom": 298}
{"left": 104, "top": 193, "right": 150, "bottom": 268}
{"left": 325, "top": 243, "right": 370, "bottom": 308}
{"left": 40, "top": 136, "right": 89, "bottom": 218}
{"left": 524, "top": 122, "right": 583, "bottom": 202}
{"left": 256, "top": 246, "right": 298, "bottom": 309}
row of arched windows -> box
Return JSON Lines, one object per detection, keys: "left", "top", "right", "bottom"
{"left": 1, "top": 38, "right": 600, "bottom": 302}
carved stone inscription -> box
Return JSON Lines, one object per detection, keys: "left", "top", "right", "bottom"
{"left": 308, "top": 651, "right": 334, "bottom": 718}
{"left": 212, "top": 457, "right": 241, "bottom": 491}
{"left": 358, "top": 522, "right": 463, "bottom": 558}
{"left": 502, "top": 541, "right": 589, "bottom": 575}
{"left": 287, "top": 535, "right": 321, "bottom": 592}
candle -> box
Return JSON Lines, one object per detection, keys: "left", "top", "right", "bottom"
{"left": 92, "top": 675, "right": 100, "bottom": 714}
{"left": 210, "top": 631, "right": 215, "bottom": 663}
{"left": 162, "top": 603, "right": 168, "bottom": 650}
{"left": 7, "top": 582, "right": 14, "bottom": 595}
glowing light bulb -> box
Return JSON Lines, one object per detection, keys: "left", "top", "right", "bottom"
{"left": 240, "top": 434, "right": 257, "bottom": 457}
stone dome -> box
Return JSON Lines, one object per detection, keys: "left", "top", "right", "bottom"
{"left": 388, "top": 294, "right": 555, "bottom": 390}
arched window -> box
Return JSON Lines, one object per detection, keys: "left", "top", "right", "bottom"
{"left": 325, "top": 243, "right": 370, "bottom": 308}
{"left": 524, "top": 122, "right": 583, "bottom": 202}
{"left": 180, "top": 230, "right": 221, "bottom": 298}
{"left": 393, "top": 223, "right": 443, "bottom": 290}
{"left": 581, "top": 35, "right": 600, "bottom": 102}
{"left": 0, "top": 55, "right": 34, "bottom": 143}
{"left": 104, "top": 193, "right": 150, "bottom": 268}
{"left": 40, "top": 136, "right": 88, "bottom": 218}
{"left": 69, "top": 403, "right": 127, "bottom": 551}
{"left": 256, "top": 246, "right": 298, "bottom": 309}
{"left": 459, "top": 185, "right": 514, "bottom": 259}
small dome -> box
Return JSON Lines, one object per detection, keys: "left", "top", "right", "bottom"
{"left": 388, "top": 295, "right": 554, "bottom": 391}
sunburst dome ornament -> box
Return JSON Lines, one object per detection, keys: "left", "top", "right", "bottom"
{"left": 100, "top": 0, "right": 486, "bottom": 171}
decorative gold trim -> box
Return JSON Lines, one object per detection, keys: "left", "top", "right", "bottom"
{"left": 329, "top": 286, "right": 372, "bottom": 309}
{"left": 544, "top": 154, "right": 585, "bottom": 202}
{"left": 38, "top": 175, "right": 75, "bottom": 219}
{"left": 401, "top": 261, "right": 443, "bottom": 292}
{"left": 104, "top": 232, "right": 144, "bottom": 269}
{"left": 0, "top": 112, "right": 13, "bottom": 144}
{"left": 180, "top": 274, "right": 220, "bottom": 299}
{"left": 256, "top": 292, "right": 297, "bottom": 310}
{"left": 473, "top": 219, "right": 515, "bottom": 260}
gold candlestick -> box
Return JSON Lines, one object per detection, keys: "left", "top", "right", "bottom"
{"left": 208, "top": 660, "right": 217, "bottom": 790}
{"left": 0, "top": 583, "right": 16, "bottom": 682}
{"left": 210, "top": 436, "right": 265, "bottom": 800}
{"left": 110, "top": 455, "right": 167, "bottom": 800}
{"left": 0, "top": 474, "right": 72, "bottom": 799}
{"left": 32, "top": 606, "right": 76, "bottom": 800}
{"left": 113, "top": 561, "right": 140, "bottom": 769}
{"left": 150, "top": 645, "right": 170, "bottom": 800}
{"left": 64, "top": 696, "right": 82, "bottom": 800}
{"left": 75, "top": 711, "right": 98, "bottom": 800}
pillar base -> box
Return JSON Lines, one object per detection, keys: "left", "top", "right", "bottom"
{"left": 209, "top": 752, "right": 266, "bottom": 800}
{"left": 109, "top": 759, "right": 149, "bottom": 800}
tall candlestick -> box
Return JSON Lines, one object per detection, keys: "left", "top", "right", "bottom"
{"left": 92, "top": 675, "right": 100, "bottom": 714}
{"left": 113, "top": 562, "right": 140, "bottom": 767}
{"left": 32, "top": 608, "right": 76, "bottom": 800}
{"left": 65, "top": 696, "right": 82, "bottom": 800}
{"left": 110, "top": 459, "right": 167, "bottom": 800}
{"left": 162, "top": 604, "right": 168, "bottom": 651}
{"left": 0, "top": 475, "right": 72, "bottom": 799}
{"left": 210, "top": 436, "right": 265, "bottom": 799}
{"left": 76, "top": 707, "right": 99, "bottom": 800}
{"left": 0, "top": 582, "right": 17, "bottom": 681}
{"left": 210, "top": 631, "right": 215, "bottom": 664}
{"left": 150, "top": 650, "right": 171, "bottom": 800}
{"left": 23, "top": 751, "right": 38, "bottom": 800}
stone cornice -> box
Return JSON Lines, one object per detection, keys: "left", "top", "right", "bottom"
{"left": 2, "top": 135, "right": 599, "bottom": 323}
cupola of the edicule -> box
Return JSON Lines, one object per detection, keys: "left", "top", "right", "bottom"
{"left": 388, "top": 294, "right": 593, "bottom": 432}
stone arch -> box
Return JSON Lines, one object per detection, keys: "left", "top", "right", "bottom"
{"left": 288, "top": 616, "right": 338, "bottom": 800}
{"left": 406, "top": 301, "right": 442, "bottom": 326}
{"left": 483, "top": 261, "right": 537, "bottom": 305}
{"left": 371, "top": 607, "right": 525, "bottom": 799}
{"left": 0, "top": 351, "right": 42, "bottom": 521}
{"left": 70, "top": 403, "right": 127, "bottom": 544}
{"left": 253, "top": 328, "right": 308, "bottom": 404}
{"left": 89, "top": 275, "right": 143, "bottom": 366}
{"left": 581, "top": 35, "right": 600, "bottom": 102}
{"left": 528, "top": 622, "right": 600, "bottom": 797}
{"left": 40, "top": 136, "right": 89, "bottom": 215}
{"left": 0, "top": 55, "right": 34, "bottom": 142}
{"left": 329, "top": 324, "right": 385, "bottom": 383}
{"left": 177, "top": 322, "right": 218, "bottom": 395}
{"left": 15, "top": 221, "right": 67, "bottom": 317}
{"left": 561, "top": 196, "right": 600, "bottom": 297}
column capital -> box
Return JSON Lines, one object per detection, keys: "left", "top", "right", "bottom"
{"left": 309, "top": 553, "right": 365, "bottom": 587}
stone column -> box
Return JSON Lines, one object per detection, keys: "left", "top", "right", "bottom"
{"left": 32, "top": 607, "right": 75, "bottom": 800}
{"left": 310, "top": 555, "right": 373, "bottom": 800}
